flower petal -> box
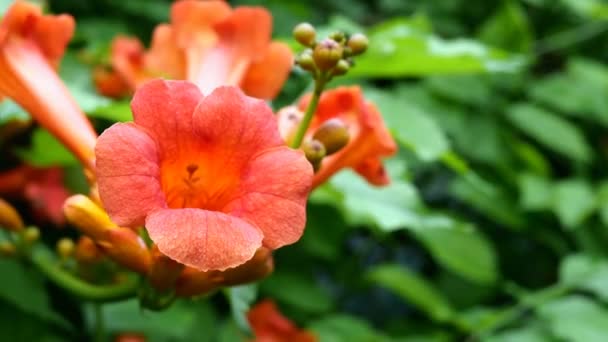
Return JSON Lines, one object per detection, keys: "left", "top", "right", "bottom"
{"left": 193, "top": 86, "right": 284, "bottom": 160}
{"left": 146, "top": 24, "right": 185, "bottom": 80}
{"left": 146, "top": 208, "right": 263, "bottom": 271}
{"left": 214, "top": 7, "right": 272, "bottom": 61}
{"left": 226, "top": 147, "right": 312, "bottom": 249}
{"left": 241, "top": 41, "right": 293, "bottom": 100}
{"left": 171, "top": 0, "right": 231, "bottom": 49}
{"left": 130, "top": 79, "right": 202, "bottom": 157}
{"left": 95, "top": 123, "right": 166, "bottom": 227}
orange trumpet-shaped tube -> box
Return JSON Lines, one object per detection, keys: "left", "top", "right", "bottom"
{"left": 0, "top": 2, "right": 97, "bottom": 171}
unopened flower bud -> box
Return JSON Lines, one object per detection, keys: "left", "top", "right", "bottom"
{"left": 0, "top": 241, "right": 16, "bottom": 256}
{"left": 302, "top": 139, "right": 326, "bottom": 172}
{"left": 148, "top": 246, "right": 183, "bottom": 291}
{"left": 313, "top": 39, "right": 343, "bottom": 71}
{"left": 56, "top": 238, "right": 75, "bottom": 259}
{"left": 331, "top": 59, "right": 350, "bottom": 76}
{"left": 0, "top": 198, "right": 24, "bottom": 232}
{"left": 23, "top": 227, "right": 40, "bottom": 244}
{"left": 347, "top": 33, "right": 369, "bottom": 55}
{"left": 296, "top": 50, "right": 315, "bottom": 71}
{"left": 277, "top": 106, "right": 304, "bottom": 144}
{"left": 75, "top": 236, "right": 103, "bottom": 264}
{"left": 329, "top": 31, "right": 346, "bottom": 44}
{"left": 99, "top": 228, "right": 151, "bottom": 274}
{"left": 293, "top": 22, "right": 316, "bottom": 47}
{"left": 312, "top": 118, "right": 350, "bottom": 155}
{"left": 63, "top": 194, "right": 115, "bottom": 240}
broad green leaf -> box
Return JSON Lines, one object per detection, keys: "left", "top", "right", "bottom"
{"left": 367, "top": 88, "right": 450, "bottom": 161}
{"left": 260, "top": 272, "right": 333, "bottom": 314}
{"left": 414, "top": 223, "right": 498, "bottom": 284}
{"left": 506, "top": 103, "right": 591, "bottom": 163}
{"left": 349, "top": 17, "right": 525, "bottom": 77}
{"left": 596, "top": 182, "right": 608, "bottom": 226}
{"left": 486, "top": 324, "right": 555, "bottom": 342}
{"left": 552, "top": 179, "right": 595, "bottom": 229}
{"left": 367, "top": 264, "right": 454, "bottom": 322}
{"left": 0, "top": 99, "right": 29, "bottom": 125}
{"left": 518, "top": 173, "right": 552, "bottom": 211}
{"left": 60, "top": 54, "right": 110, "bottom": 113}
{"left": 0, "top": 259, "right": 69, "bottom": 329}
{"left": 0, "top": 300, "right": 66, "bottom": 342}
{"left": 95, "top": 300, "right": 201, "bottom": 342}
{"left": 450, "top": 175, "right": 525, "bottom": 229}
{"left": 561, "top": 0, "right": 608, "bottom": 19}
{"left": 478, "top": 0, "right": 534, "bottom": 53}
{"left": 560, "top": 254, "right": 608, "bottom": 301}
{"left": 225, "top": 284, "right": 257, "bottom": 334}
{"left": 308, "top": 315, "right": 391, "bottom": 342}
{"left": 538, "top": 295, "right": 608, "bottom": 342}
{"left": 14, "top": 128, "right": 78, "bottom": 167}
{"left": 90, "top": 101, "right": 133, "bottom": 122}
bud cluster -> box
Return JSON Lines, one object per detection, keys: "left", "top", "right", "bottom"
{"left": 293, "top": 23, "right": 368, "bottom": 81}
{"left": 303, "top": 118, "right": 350, "bottom": 171}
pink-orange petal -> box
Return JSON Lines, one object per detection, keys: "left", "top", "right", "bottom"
{"left": 192, "top": 86, "right": 284, "bottom": 160}
{"left": 145, "top": 24, "right": 185, "bottom": 80}
{"left": 95, "top": 123, "right": 166, "bottom": 227}
{"left": 32, "top": 13, "right": 75, "bottom": 67}
{"left": 214, "top": 7, "right": 272, "bottom": 61}
{"left": 241, "top": 41, "right": 293, "bottom": 100}
{"left": 130, "top": 79, "right": 202, "bottom": 157}
{"left": 171, "top": 0, "right": 231, "bottom": 49}
{"left": 146, "top": 208, "right": 263, "bottom": 271}
{"left": 226, "top": 147, "right": 312, "bottom": 249}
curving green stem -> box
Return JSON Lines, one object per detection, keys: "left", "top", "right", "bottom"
{"left": 290, "top": 78, "right": 326, "bottom": 149}
{"left": 29, "top": 245, "right": 139, "bottom": 302}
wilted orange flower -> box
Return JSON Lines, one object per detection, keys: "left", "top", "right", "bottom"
{"left": 0, "top": 165, "right": 70, "bottom": 226}
{"left": 102, "top": 0, "right": 292, "bottom": 100}
{"left": 247, "top": 300, "right": 317, "bottom": 342}
{"left": 0, "top": 1, "right": 97, "bottom": 170}
{"left": 278, "top": 86, "right": 397, "bottom": 188}
{"left": 95, "top": 80, "right": 312, "bottom": 271}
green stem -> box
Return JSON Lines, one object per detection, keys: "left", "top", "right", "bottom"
{"left": 29, "top": 245, "right": 138, "bottom": 302}
{"left": 290, "top": 79, "right": 325, "bottom": 149}
{"left": 94, "top": 304, "right": 105, "bottom": 342}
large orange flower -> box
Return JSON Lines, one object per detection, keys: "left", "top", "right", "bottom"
{"left": 0, "top": 1, "right": 97, "bottom": 170}
{"left": 95, "top": 80, "right": 312, "bottom": 271}
{"left": 279, "top": 86, "right": 397, "bottom": 188}
{"left": 102, "top": 0, "right": 292, "bottom": 100}
{"left": 247, "top": 300, "right": 317, "bottom": 342}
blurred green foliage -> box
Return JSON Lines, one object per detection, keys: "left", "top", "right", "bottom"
{"left": 3, "top": 0, "right": 608, "bottom": 341}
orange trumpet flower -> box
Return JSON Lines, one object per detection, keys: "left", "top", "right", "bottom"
{"left": 95, "top": 80, "right": 312, "bottom": 271}
{"left": 0, "top": 1, "right": 97, "bottom": 170}
{"left": 247, "top": 300, "right": 317, "bottom": 342}
{"left": 101, "top": 0, "right": 292, "bottom": 100}
{"left": 278, "top": 86, "right": 397, "bottom": 188}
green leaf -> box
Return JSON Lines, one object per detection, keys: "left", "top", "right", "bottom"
{"left": 413, "top": 223, "right": 498, "bottom": 284}
{"left": 506, "top": 103, "right": 592, "bottom": 163}
{"left": 560, "top": 254, "right": 608, "bottom": 301}
{"left": 14, "top": 128, "right": 78, "bottom": 167}
{"left": 0, "top": 259, "right": 69, "bottom": 329}
{"left": 308, "top": 315, "right": 391, "bottom": 342}
{"left": 538, "top": 295, "right": 608, "bottom": 342}
{"left": 596, "top": 182, "right": 608, "bottom": 226}
{"left": 478, "top": 0, "right": 534, "bottom": 53}
{"left": 367, "top": 264, "right": 454, "bottom": 322}
{"left": 560, "top": 0, "right": 608, "bottom": 19}
{"left": 349, "top": 17, "right": 525, "bottom": 78}
{"left": 552, "top": 179, "right": 596, "bottom": 229}
{"left": 517, "top": 173, "right": 553, "bottom": 211}
{"left": 0, "top": 99, "right": 29, "bottom": 125}
{"left": 225, "top": 284, "right": 257, "bottom": 334}
{"left": 90, "top": 101, "right": 133, "bottom": 122}
{"left": 260, "top": 272, "right": 333, "bottom": 314}
{"left": 366, "top": 87, "right": 450, "bottom": 161}
{"left": 486, "top": 324, "right": 555, "bottom": 342}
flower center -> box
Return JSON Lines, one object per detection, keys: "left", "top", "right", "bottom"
{"left": 160, "top": 156, "right": 239, "bottom": 211}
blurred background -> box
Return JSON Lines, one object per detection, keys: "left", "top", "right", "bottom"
{"left": 3, "top": 0, "right": 608, "bottom": 341}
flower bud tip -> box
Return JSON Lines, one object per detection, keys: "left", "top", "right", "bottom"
{"left": 293, "top": 22, "right": 316, "bottom": 47}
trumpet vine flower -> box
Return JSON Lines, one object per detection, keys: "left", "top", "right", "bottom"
{"left": 95, "top": 80, "right": 312, "bottom": 271}
{"left": 278, "top": 86, "right": 397, "bottom": 188}
{"left": 0, "top": 1, "right": 97, "bottom": 170}
{"left": 103, "top": 0, "right": 292, "bottom": 100}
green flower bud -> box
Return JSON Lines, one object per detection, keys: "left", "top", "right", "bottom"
{"left": 296, "top": 49, "right": 315, "bottom": 71}
{"left": 302, "top": 139, "right": 327, "bottom": 171}
{"left": 312, "top": 118, "right": 350, "bottom": 155}
{"left": 331, "top": 59, "right": 350, "bottom": 76}
{"left": 293, "top": 22, "right": 316, "bottom": 47}
{"left": 329, "top": 31, "right": 346, "bottom": 44}
{"left": 0, "top": 242, "right": 16, "bottom": 257}
{"left": 348, "top": 33, "right": 369, "bottom": 55}
{"left": 57, "top": 238, "right": 75, "bottom": 259}
{"left": 23, "top": 227, "right": 40, "bottom": 244}
{"left": 313, "top": 39, "right": 343, "bottom": 71}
